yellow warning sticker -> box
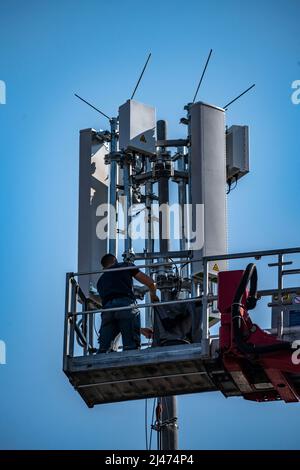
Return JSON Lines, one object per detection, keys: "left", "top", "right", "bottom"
{"left": 140, "top": 134, "right": 147, "bottom": 143}
{"left": 212, "top": 263, "right": 219, "bottom": 272}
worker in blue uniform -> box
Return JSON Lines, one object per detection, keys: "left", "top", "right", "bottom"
{"left": 97, "top": 253, "right": 159, "bottom": 353}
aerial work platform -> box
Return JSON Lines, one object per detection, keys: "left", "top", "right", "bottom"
{"left": 64, "top": 343, "right": 236, "bottom": 408}
{"left": 66, "top": 345, "right": 208, "bottom": 407}
{"left": 63, "top": 247, "right": 300, "bottom": 408}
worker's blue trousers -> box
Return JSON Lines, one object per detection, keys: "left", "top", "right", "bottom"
{"left": 98, "top": 297, "right": 141, "bottom": 353}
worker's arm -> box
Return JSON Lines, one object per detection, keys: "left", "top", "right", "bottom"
{"left": 134, "top": 271, "right": 159, "bottom": 302}
{"left": 88, "top": 293, "right": 102, "bottom": 308}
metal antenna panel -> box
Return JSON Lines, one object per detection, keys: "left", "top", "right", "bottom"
{"left": 119, "top": 99, "right": 156, "bottom": 155}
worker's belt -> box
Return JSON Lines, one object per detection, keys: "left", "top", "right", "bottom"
{"left": 102, "top": 293, "right": 136, "bottom": 307}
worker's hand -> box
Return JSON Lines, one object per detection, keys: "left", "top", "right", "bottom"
{"left": 140, "top": 327, "right": 153, "bottom": 339}
{"left": 150, "top": 293, "right": 160, "bottom": 303}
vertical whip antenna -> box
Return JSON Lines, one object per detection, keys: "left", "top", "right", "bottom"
{"left": 131, "top": 52, "right": 152, "bottom": 100}
{"left": 74, "top": 93, "right": 111, "bottom": 120}
{"left": 223, "top": 84, "right": 256, "bottom": 110}
{"left": 192, "top": 49, "right": 213, "bottom": 103}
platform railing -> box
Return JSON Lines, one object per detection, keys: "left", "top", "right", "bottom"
{"left": 63, "top": 246, "right": 300, "bottom": 368}
{"left": 201, "top": 246, "right": 300, "bottom": 355}
{"left": 63, "top": 277, "right": 204, "bottom": 366}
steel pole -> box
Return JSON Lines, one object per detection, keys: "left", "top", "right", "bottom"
{"left": 108, "top": 117, "right": 118, "bottom": 256}
{"left": 157, "top": 119, "right": 178, "bottom": 451}
{"left": 145, "top": 158, "right": 154, "bottom": 327}
{"left": 123, "top": 160, "right": 132, "bottom": 255}
{"left": 177, "top": 146, "right": 188, "bottom": 282}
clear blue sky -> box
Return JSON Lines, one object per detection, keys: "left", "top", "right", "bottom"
{"left": 1, "top": 0, "right": 300, "bottom": 450}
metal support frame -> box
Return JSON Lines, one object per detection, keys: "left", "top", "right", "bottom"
{"left": 108, "top": 117, "right": 119, "bottom": 256}
{"left": 185, "top": 104, "right": 194, "bottom": 297}
{"left": 69, "top": 279, "right": 77, "bottom": 358}
{"left": 177, "top": 146, "right": 188, "bottom": 280}
{"left": 123, "top": 157, "right": 132, "bottom": 255}
{"left": 63, "top": 273, "right": 71, "bottom": 371}
{"left": 88, "top": 309, "right": 94, "bottom": 355}
{"left": 201, "top": 260, "right": 210, "bottom": 355}
{"left": 145, "top": 157, "right": 154, "bottom": 327}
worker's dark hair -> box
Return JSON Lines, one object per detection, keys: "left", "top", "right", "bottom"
{"left": 101, "top": 253, "right": 116, "bottom": 268}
